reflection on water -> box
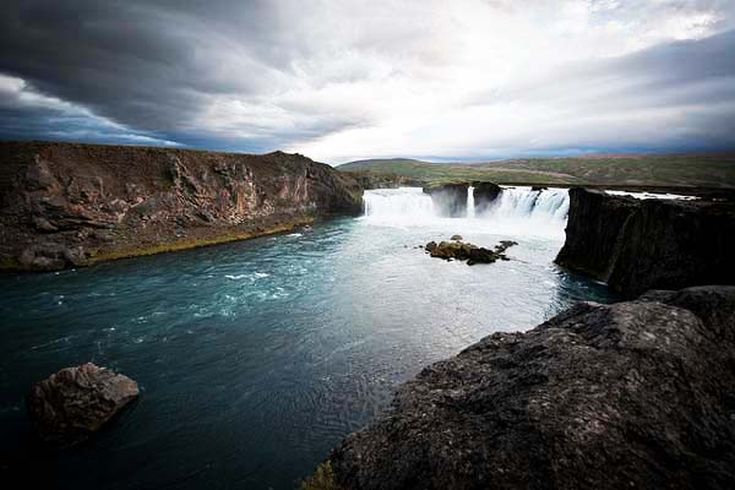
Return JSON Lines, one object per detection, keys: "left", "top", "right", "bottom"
{"left": 0, "top": 188, "right": 614, "bottom": 489}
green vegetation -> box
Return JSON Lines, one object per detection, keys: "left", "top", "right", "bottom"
{"left": 337, "top": 154, "right": 735, "bottom": 188}
{"left": 301, "top": 461, "right": 340, "bottom": 490}
{"left": 88, "top": 220, "right": 313, "bottom": 265}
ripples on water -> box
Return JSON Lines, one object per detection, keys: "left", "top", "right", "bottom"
{"left": 0, "top": 187, "right": 614, "bottom": 489}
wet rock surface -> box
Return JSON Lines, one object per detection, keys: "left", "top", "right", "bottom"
{"left": 556, "top": 187, "right": 735, "bottom": 297}
{"left": 0, "top": 142, "right": 363, "bottom": 271}
{"left": 26, "top": 363, "right": 139, "bottom": 446}
{"left": 422, "top": 183, "right": 469, "bottom": 217}
{"left": 472, "top": 181, "right": 502, "bottom": 213}
{"left": 319, "top": 286, "right": 735, "bottom": 490}
{"left": 425, "top": 239, "right": 517, "bottom": 265}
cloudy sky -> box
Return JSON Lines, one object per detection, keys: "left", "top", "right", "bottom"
{"left": 1, "top": 0, "right": 734, "bottom": 163}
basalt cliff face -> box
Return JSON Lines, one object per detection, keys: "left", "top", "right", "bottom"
{"left": 556, "top": 188, "right": 735, "bottom": 297}
{"left": 422, "top": 182, "right": 469, "bottom": 217}
{"left": 308, "top": 286, "right": 735, "bottom": 490}
{"left": 0, "top": 142, "right": 362, "bottom": 271}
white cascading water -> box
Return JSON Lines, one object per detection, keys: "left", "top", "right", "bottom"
{"left": 363, "top": 186, "right": 570, "bottom": 239}
{"left": 467, "top": 186, "right": 476, "bottom": 218}
{"left": 363, "top": 187, "right": 436, "bottom": 227}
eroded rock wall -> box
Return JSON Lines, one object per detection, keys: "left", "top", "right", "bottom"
{"left": 556, "top": 187, "right": 735, "bottom": 297}
{"left": 0, "top": 142, "right": 362, "bottom": 270}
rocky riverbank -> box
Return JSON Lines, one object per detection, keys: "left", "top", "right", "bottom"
{"left": 306, "top": 285, "right": 735, "bottom": 489}
{"left": 556, "top": 188, "right": 735, "bottom": 297}
{"left": 0, "top": 142, "right": 363, "bottom": 271}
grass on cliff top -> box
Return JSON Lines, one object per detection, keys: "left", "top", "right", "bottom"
{"left": 337, "top": 154, "right": 735, "bottom": 188}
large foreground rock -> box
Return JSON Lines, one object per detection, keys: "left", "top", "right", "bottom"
{"left": 312, "top": 286, "right": 735, "bottom": 489}
{"left": 556, "top": 188, "right": 735, "bottom": 297}
{"left": 0, "top": 142, "right": 363, "bottom": 271}
{"left": 27, "top": 363, "right": 139, "bottom": 446}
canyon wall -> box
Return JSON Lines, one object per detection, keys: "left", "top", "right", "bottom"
{"left": 0, "top": 142, "right": 362, "bottom": 271}
{"left": 556, "top": 188, "right": 735, "bottom": 297}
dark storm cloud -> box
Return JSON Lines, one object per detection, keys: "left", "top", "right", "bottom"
{"left": 0, "top": 0, "right": 734, "bottom": 159}
{"left": 0, "top": 0, "right": 360, "bottom": 149}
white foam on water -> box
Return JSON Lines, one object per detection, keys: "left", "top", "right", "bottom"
{"left": 605, "top": 190, "right": 699, "bottom": 200}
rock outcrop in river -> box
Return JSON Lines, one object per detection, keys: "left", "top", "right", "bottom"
{"left": 425, "top": 239, "right": 517, "bottom": 265}
{"left": 307, "top": 285, "right": 735, "bottom": 489}
{"left": 556, "top": 188, "right": 735, "bottom": 297}
{"left": 27, "top": 363, "right": 139, "bottom": 446}
{"left": 472, "top": 181, "right": 502, "bottom": 213}
{"left": 422, "top": 182, "right": 469, "bottom": 217}
{"left": 0, "top": 142, "right": 362, "bottom": 271}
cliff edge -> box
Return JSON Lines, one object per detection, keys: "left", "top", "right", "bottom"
{"left": 307, "top": 286, "right": 735, "bottom": 489}
{"left": 0, "top": 142, "right": 362, "bottom": 271}
{"left": 556, "top": 188, "right": 735, "bottom": 297}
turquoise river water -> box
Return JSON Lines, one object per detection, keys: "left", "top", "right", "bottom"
{"left": 0, "top": 187, "right": 614, "bottom": 489}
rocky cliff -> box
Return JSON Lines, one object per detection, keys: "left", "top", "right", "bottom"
{"left": 307, "top": 286, "right": 735, "bottom": 489}
{"left": 472, "top": 181, "right": 502, "bottom": 213}
{"left": 556, "top": 188, "right": 735, "bottom": 297}
{"left": 0, "top": 142, "right": 362, "bottom": 271}
{"left": 422, "top": 182, "right": 469, "bottom": 217}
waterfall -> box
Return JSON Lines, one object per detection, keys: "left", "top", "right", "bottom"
{"left": 362, "top": 186, "right": 570, "bottom": 238}
{"left": 483, "top": 187, "right": 569, "bottom": 223}
{"left": 467, "top": 186, "right": 476, "bottom": 218}
{"left": 362, "top": 187, "right": 435, "bottom": 226}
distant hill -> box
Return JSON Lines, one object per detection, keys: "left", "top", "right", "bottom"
{"left": 336, "top": 154, "right": 735, "bottom": 188}
{"left": 337, "top": 158, "right": 438, "bottom": 172}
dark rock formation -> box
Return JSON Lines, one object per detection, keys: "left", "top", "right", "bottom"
{"left": 472, "top": 181, "right": 502, "bottom": 213}
{"left": 450, "top": 234, "right": 463, "bottom": 241}
{"left": 422, "top": 183, "right": 469, "bottom": 217}
{"left": 425, "top": 239, "right": 516, "bottom": 265}
{"left": 314, "top": 286, "right": 735, "bottom": 490}
{"left": 0, "top": 142, "right": 363, "bottom": 271}
{"left": 26, "top": 363, "right": 139, "bottom": 446}
{"left": 556, "top": 188, "right": 735, "bottom": 297}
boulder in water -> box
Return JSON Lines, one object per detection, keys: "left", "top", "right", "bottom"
{"left": 450, "top": 234, "right": 463, "bottom": 241}
{"left": 27, "top": 363, "right": 139, "bottom": 446}
{"left": 424, "top": 239, "right": 516, "bottom": 265}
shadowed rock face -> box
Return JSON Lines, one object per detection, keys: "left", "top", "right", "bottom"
{"left": 556, "top": 188, "right": 735, "bottom": 297}
{"left": 314, "top": 286, "right": 735, "bottom": 490}
{"left": 26, "top": 363, "right": 139, "bottom": 446}
{"left": 422, "top": 183, "right": 469, "bottom": 217}
{"left": 0, "top": 142, "right": 363, "bottom": 271}
{"left": 472, "top": 182, "right": 502, "bottom": 213}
